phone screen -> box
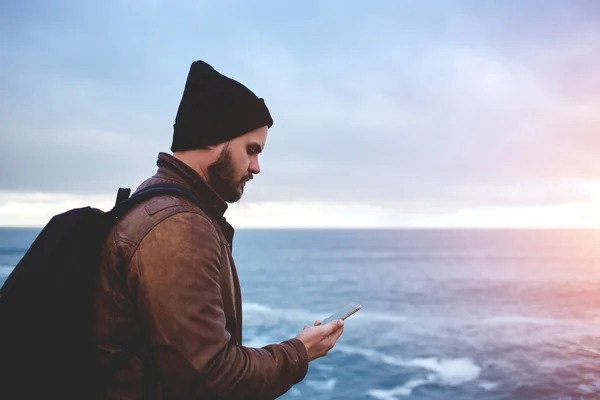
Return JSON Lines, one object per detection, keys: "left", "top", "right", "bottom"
{"left": 320, "top": 302, "right": 362, "bottom": 325}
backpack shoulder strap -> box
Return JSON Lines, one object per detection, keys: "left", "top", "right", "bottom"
{"left": 115, "top": 188, "right": 131, "bottom": 205}
{"left": 109, "top": 183, "right": 204, "bottom": 219}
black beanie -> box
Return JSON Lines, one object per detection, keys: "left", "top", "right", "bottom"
{"left": 171, "top": 60, "right": 273, "bottom": 152}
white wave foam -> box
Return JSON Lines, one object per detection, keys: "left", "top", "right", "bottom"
{"left": 367, "top": 363, "right": 481, "bottom": 399}
{"left": 406, "top": 357, "right": 480, "bottom": 385}
{"left": 334, "top": 345, "right": 406, "bottom": 368}
{"left": 336, "top": 344, "right": 481, "bottom": 398}
{"left": 305, "top": 378, "right": 337, "bottom": 391}
{"left": 367, "top": 378, "right": 431, "bottom": 399}
{"left": 479, "top": 381, "right": 500, "bottom": 391}
{"left": 289, "top": 387, "right": 302, "bottom": 396}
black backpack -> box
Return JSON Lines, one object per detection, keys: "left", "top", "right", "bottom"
{"left": 0, "top": 183, "right": 201, "bottom": 400}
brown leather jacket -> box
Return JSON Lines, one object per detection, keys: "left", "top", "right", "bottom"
{"left": 93, "top": 152, "right": 308, "bottom": 399}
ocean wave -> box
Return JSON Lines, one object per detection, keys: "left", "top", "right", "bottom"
{"left": 305, "top": 378, "right": 337, "bottom": 391}
{"left": 368, "top": 376, "right": 499, "bottom": 399}
{"left": 242, "top": 331, "right": 482, "bottom": 399}
{"left": 242, "top": 302, "right": 317, "bottom": 326}
{"left": 479, "top": 381, "right": 500, "bottom": 391}
{"left": 406, "top": 357, "right": 481, "bottom": 385}
{"left": 336, "top": 344, "right": 481, "bottom": 398}
{"left": 0, "top": 248, "right": 28, "bottom": 255}
{"left": 242, "top": 301, "right": 407, "bottom": 326}
{"left": 367, "top": 378, "right": 430, "bottom": 399}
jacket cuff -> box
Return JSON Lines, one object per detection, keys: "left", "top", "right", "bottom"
{"left": 281, "top": 338, "right": 309, "bottom": 383}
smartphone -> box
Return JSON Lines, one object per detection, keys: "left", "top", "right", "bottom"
{"left": 320, "top": 302, "right": 362, "bottom": 325}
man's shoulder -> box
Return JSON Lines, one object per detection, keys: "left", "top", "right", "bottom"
{"left": 112, "top": 189, "right": 218, "bottom": 249}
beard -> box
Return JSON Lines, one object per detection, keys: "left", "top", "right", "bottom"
{"left": 207, "top": 144, "right": 251, "bottom": 203}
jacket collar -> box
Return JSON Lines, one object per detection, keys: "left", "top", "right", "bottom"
{"left": 155, "top": 152, "right": 228, "bottom": 220}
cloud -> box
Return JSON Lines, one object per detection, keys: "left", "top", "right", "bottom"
{"left": 240, "top": 39, "right": 600, "bottom": 208}
{"left": 0, "top": 190, "right": 114, "bottom": 227}
{"left": 1, "top": 0, "right": 599, "bottom": 220}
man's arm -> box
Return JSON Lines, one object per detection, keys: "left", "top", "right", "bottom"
{"left": 133, "top": 211, "right": 308, "bottom": 399}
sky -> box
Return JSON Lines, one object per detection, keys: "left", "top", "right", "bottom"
{"left": 1, "top": 0, "right": 599, "bottom": 228}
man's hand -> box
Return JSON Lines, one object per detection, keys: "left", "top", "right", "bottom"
{"left": 295, "top": 319, "right": 344, "bottom": 361}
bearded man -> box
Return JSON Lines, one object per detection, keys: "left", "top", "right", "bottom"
{"left": 92, "top": 60, "right": 344, "bottom": 400}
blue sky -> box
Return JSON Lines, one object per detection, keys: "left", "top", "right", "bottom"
{"left": 1, "top": 0, "right": 600, "bottom": 227}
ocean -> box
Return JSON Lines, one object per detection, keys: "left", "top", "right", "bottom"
{"left": 2, "top": 227, "right": 600, "bottom": 400}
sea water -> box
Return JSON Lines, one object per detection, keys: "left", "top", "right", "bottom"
{"left": 2, "top": 228, "right": 600, "bottom": 399}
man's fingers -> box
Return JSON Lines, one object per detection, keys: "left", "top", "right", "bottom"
{"left": 320, "top": 319, "right": 344, "bottom": 336}
{"left": 303, "top": 325, "right": 309, "bottom": 331}
{"left": 331, "top": 324, "right": 345, "bottom": 341}
{"left": 314, "top": 320, "right": 322, "bottom": 326}
{"left": 327, "top": 324, "right": 344, "bottom": 342}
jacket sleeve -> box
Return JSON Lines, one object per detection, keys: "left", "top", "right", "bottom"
{"left": 133, "top": 211, "right": 308, "bottom": 399}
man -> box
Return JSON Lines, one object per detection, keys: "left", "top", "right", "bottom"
{"left": 92, "top": 60, "right": 345, "bottom": 399}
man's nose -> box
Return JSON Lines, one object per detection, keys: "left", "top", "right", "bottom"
{"left": 249, "top": 160, "right": 260, "bottom": 175}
